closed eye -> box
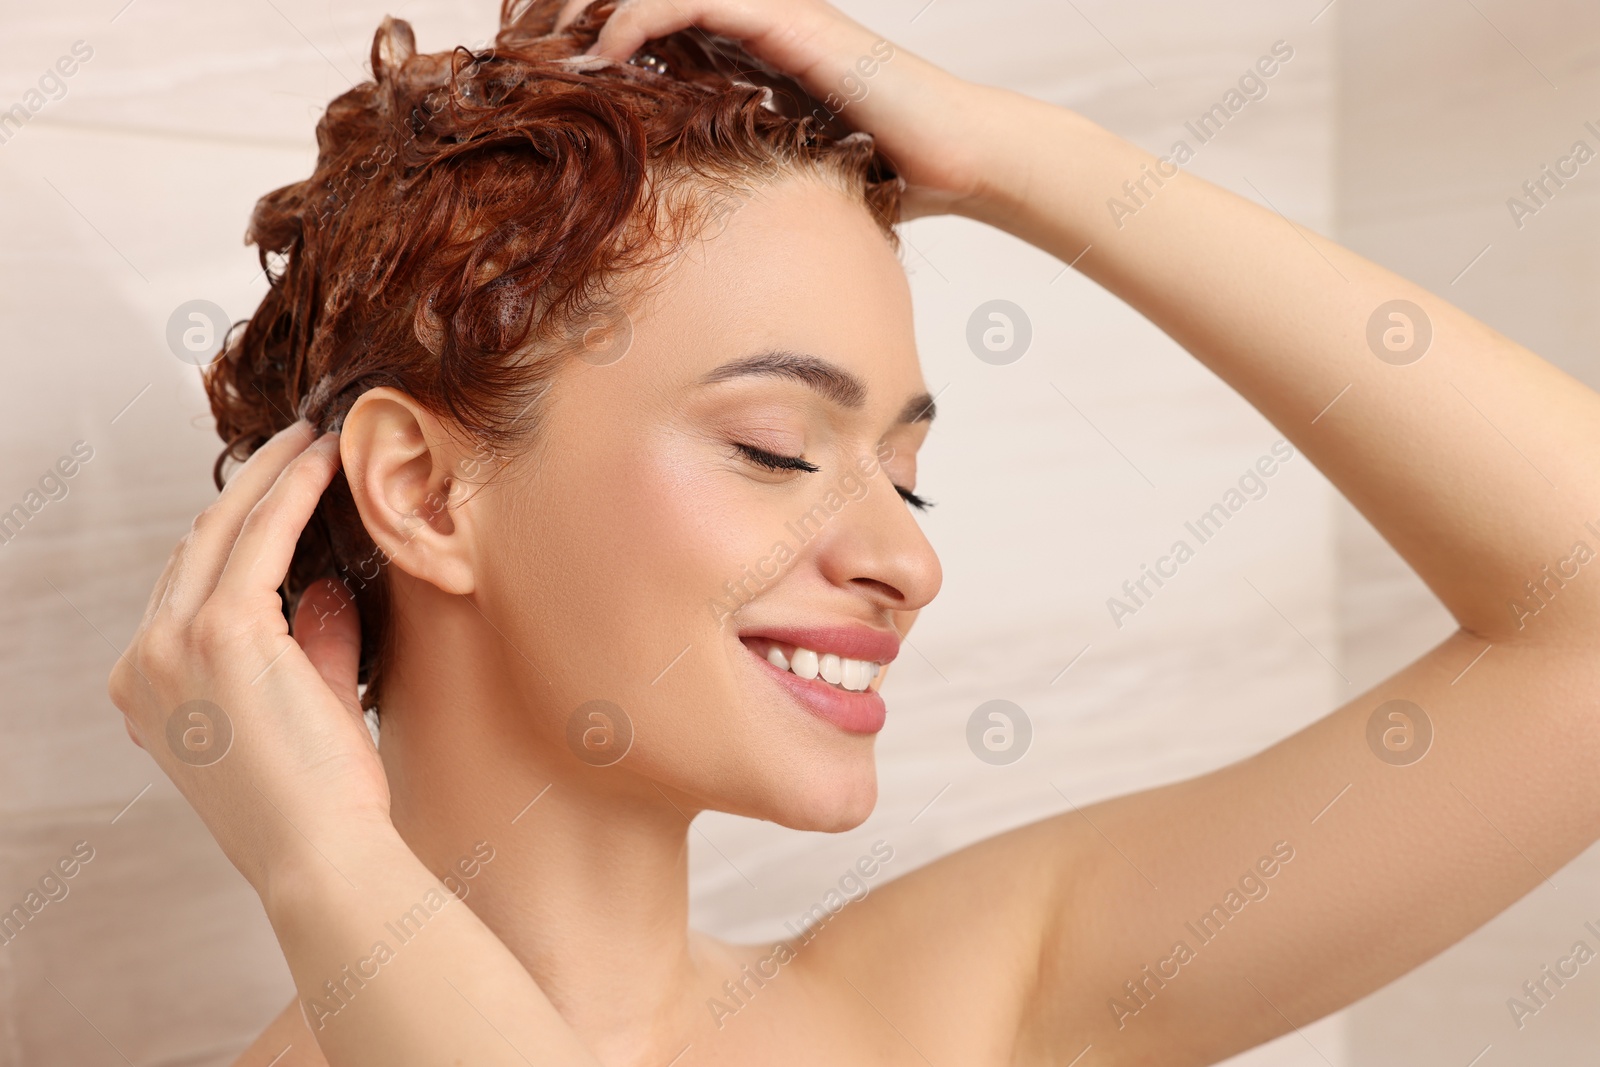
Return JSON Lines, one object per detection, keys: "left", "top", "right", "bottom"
{"left": 733, "top": 442, "right": 819, "bottom": 473}
{"left": 733, "top": 442, "right": 934, "bottom": 510}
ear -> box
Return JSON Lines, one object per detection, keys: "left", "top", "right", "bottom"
{"left": 340, "top": 387, "right": 479, "bottom": 597}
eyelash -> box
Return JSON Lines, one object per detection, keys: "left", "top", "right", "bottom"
{"left": 733, "top": 443, "right": 934, "bottom": 511}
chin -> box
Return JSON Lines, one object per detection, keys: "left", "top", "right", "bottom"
{"left": 756, "top": 748, "right": 881, "bottom": 833}
{"left": 795, "top": 796, "right": 877, "bottom": 834}
{"left": 689, "top": 631, "right": 895, "bottom": 831}
{"left": 629, "top": 645, "right": 893, "bottom": 831}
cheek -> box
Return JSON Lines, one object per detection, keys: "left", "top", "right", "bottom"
{"left": 620, "top": 444, "right": 807, "bottom": 624}
{"left": 488, "top": 436, "right": 796, "bottom": 666}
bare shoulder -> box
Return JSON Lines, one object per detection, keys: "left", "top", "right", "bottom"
{"left": 231, "top": 998, "right": 327, "bottom": 1067}
{"left": 788, "top": 819, "right": 1098, "bottom": 1061}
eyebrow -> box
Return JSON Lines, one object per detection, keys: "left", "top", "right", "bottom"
{"left": 697, "top": 350, "right": 937, "bottom": 424}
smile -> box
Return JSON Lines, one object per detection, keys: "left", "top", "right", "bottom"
{"left": 748, "top": 638, "right": 880, "bottom": 692}
{"left": 737, "top": 627, "right": 899, "bottom": 734}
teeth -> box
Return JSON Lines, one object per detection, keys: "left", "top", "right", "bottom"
{"left": 842, "top": 658, "right": 866, "bottom": 690}
{"left": 790, "top": 647, "right": 819, "bottom": 680}
{"left": 761, "top": 642, "right": 879, "bottom": 692}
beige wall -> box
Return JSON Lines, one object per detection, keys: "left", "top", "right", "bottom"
{"left": 1335, "top": 0, "right": 1600, "bottom": 1062}
{"left": 0, "top": 0, "right": 1590, "bottom": 1063}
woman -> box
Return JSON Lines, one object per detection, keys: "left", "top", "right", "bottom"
{"left": 108, "top": 0, "right": 1600, "bottom": 1063}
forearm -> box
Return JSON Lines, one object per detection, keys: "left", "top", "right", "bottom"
{"left": 962, "top": 88, "right": 1600, "bottom": 644}
{"left": 262, "top": 830, "right": 596, "bottom": 1066}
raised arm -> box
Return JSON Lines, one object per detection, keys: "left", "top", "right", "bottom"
{"left": 109, "top": 425, "right": 597, "bottom": 1067}
{"left": 965, "top": 93, "right": 1600, "bottom": 1062}
{"left": 966, "top": 96, "right": 1600, "bottom": 649}
{"left": 583, "top": 2, "right": 1600, "bottom": 1062}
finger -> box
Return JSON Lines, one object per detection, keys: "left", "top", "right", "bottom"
{"left": 163, "top": 420, "right": 319, "bottom": 621}
{"left": 212, "top": 432, "right": 343, "bottom": 606}
{"left": 293, "top": 578, "right": 363, "bottom": 717}
{"left": 584, "top": 0, "right": 711, "bottom": 60}
{"left": 553, "top": 0, "right": 597, "bottom": 33}
{"left": 136, "top": 537, "right": 186, "bottom": 635}
{"left": 585, "top": 0, "right": 813, "bottom": 79}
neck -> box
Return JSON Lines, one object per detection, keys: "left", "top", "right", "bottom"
{"left": 375, "top": 600, "right": 707, "bottom": 1058}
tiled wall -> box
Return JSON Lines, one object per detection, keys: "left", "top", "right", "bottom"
{"left": 1, "top": 0, "right": 1590, "bottom": 1064}
{"left": 1334, "top": 0, "right": 1600, "bottom": 1063}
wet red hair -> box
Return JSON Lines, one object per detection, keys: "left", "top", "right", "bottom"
{"left": 202, "top": 0, "right": 902, "bottom": 709}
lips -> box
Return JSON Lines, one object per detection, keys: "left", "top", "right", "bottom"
{"left": 737, "top": 624, "right": 899, "bottom": 735}
{"left": 738, "top": 625, "right": 900, "bottom": 665}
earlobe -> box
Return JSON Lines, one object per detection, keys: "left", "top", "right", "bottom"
{"left": 339, "top": 387, "right": 478, "bottom": 597}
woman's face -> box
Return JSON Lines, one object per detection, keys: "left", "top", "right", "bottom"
{"left": 474, "top": 176, "right": 941, "bottom": 831}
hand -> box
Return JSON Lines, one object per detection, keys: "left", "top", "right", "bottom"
{"left": 557, "top": 0, "right": 1000, "bottom": 219}
{"left": 108, "top": 421, "right": 392, "bottom": 896}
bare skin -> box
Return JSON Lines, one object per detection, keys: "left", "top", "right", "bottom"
{"left": 108, "top": 1, "right": 1600, "bottom": 1065}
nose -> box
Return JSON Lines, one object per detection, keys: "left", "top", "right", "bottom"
{"left": 814, "top": 460, "right": 942, "bottom": 617}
